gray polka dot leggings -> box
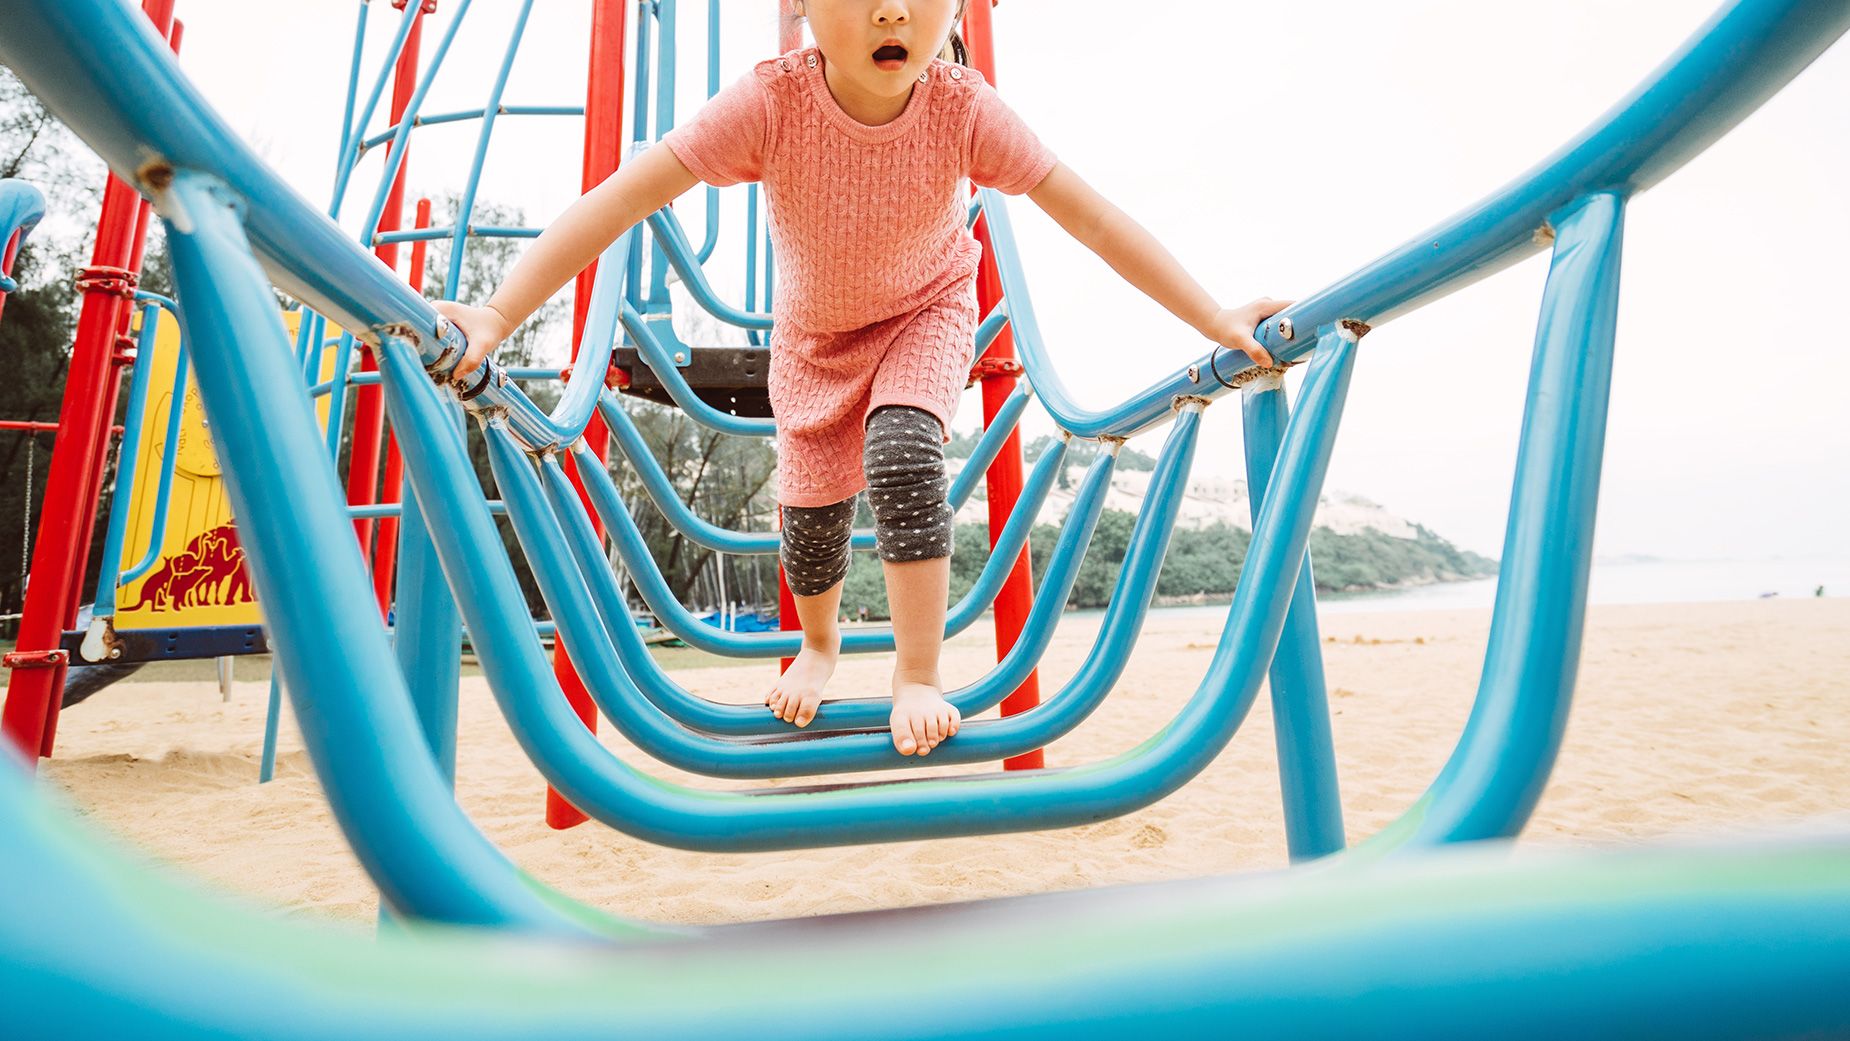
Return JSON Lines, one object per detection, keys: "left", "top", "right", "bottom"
{"left": 781, "top": 405, "right": 954, "bottom": 597}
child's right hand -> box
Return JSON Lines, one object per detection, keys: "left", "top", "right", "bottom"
{"left": 433, "top": 300, "right": 513, "bottom": 384}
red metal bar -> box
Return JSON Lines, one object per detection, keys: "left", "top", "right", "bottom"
{"left": 346, "top": 6, "right": 429, "bottom": 559}
{"left": 545, "top": 0, "right": 629, "bottom": 831}
{"left": 961, "top": 1, "right": 1043, "bottom": 769}
{"left": 374, "top": 197, "right": 430, "bottom": 619}
{"left": 0, "top": 422, "right": 125, "bottom": 434}
{"left": 1, "top": 0, "right": 176, "bottom": 763}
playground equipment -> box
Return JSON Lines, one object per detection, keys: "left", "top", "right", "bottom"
{"left": 2, "top": 0, "right": 1848, "bottom": 1034}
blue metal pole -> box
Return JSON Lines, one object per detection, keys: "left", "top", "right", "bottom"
{"left": 1241, "top": 371, "right": 1345, "bottom": 861}
{"left": 394, "top": 469, "right": 461, "bottom": 782}
{"left": 88, "top": 301, "right": 165, "bottom": 619}
{"left": 158, "top": 169, "right": 602, "bottom": 935}
{"left": 441, "top": 0, "right": 536, "bottom": 298}
{"left": 1375, "top": 192, "right": 1630, "bottom": 852}
{"left": 328, "top": 1, "right": 423, "bottom": 221}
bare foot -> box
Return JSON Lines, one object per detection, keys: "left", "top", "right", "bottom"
{"left": 890, "top": 676, "right": 960, "bottom": 756}
{"left": 767, "top": 641, "right": 838, "bottom": 727}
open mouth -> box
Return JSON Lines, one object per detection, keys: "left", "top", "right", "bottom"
{"left": 872, "top": 44, "right": 908, "bottom": 69}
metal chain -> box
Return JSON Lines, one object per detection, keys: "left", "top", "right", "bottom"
{"left": 22, "top": 434, "right": 35, "bottom": 591}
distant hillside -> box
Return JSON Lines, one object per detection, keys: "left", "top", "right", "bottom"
{"left": 925, "top": 458, "right": 1496, "bottom": 608}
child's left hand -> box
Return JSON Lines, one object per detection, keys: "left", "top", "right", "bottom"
{"left": 1203, "top": 297, "right": 1294, "bottom": 369}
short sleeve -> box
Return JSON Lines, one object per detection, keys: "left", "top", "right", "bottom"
{"left": 968, "top": 83, "right": 1057, "bottom": 195}
{"left": 662, "top": 71, "right": 769, "bottom": 186}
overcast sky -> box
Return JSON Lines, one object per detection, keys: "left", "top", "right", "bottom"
{"left": 106, "top": 0, "right": 1849, "bottom": 559}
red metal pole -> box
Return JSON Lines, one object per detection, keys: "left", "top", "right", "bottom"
{"left": 961, "top": 1, "right": 1043, "bottom": 769}
{"left": 545, "top": 0, "right": 629, "bottom": 830}
{"left": 374, "top": 197, "right": 430, "bottom": 619}
{"left": 41, "top": 9, "right": 184, "bottom": 758}
{"left": 1, "top": 0, "right": 177, "bottom": 763}
{"left": 347, "top": 2, "right": 430, "bottom": 559}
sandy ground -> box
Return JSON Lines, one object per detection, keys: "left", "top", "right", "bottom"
{"left": 22, "top": 596, "right": 1850, "bottom": 931}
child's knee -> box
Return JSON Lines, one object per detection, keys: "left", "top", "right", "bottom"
{"left": 781, "top": 497, "right": 856, "bottom": 596}
{"left": 863, "top": 406, "right": 953, "bottom": 563}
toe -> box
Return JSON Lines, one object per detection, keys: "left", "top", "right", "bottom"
{"left": 911, "top": 717, "right": 932, "bottom": 755}
{"left": 925, "top": 713, "right": 943, "bottom": 747}
{"left": 894, "top": 728, "right": 917, "bottom": 755}
{"left": 795, "top": 697, "right": 817, "bottom": 728}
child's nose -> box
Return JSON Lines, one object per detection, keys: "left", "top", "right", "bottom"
{"left": 872, "top": 2, "right": 909, "bottom": 25}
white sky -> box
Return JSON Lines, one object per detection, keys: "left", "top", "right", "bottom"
{"left": 139, "top": 0, "right": 1848, "bottom": 559}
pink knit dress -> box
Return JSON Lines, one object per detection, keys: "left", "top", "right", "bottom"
{"left": 662, "top": 47, "right": 1057, "bottom": 507}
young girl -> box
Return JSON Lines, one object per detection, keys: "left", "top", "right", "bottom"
{"left": 437, "top": 0, "right": 1287, "bottom": 759}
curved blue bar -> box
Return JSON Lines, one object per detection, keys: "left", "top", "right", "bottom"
{"left": 595, "top": 391, "right": 868, "bottom": 553}
{"left": 9, "top": 764, "right": 1850, "bottom": 1040}
{"left": 555, "top": 431, "right": 1124, "bottom": 738}
{"left": 377, "top": 304, "right": 1354, "bottom": 852}
{"left": 644, "top": 207, "right": 774, "bottom": 330}
{"left": 574, "top": 429, "right": 1069, "bottom": 658}
{"left": 373, "top": 224, "right": 543, "bottom": 246}
{"left": 595, "top": 385, "right": 1026, "bottom": 556}
{"left": 495, "top": 426, "right": 1142, "bottom": 777}
{"left": 1241, "top": 376, "right": 1345, "bottom": 861}
{"left": 975, "top": 0, "right": 1850, "bottom": 438}
{"left": 0, "top": 179, "right": 47, "bottom": 293}
{"left": 1375, "top": 193, "right": 1629, "bottom": 852}
{"left": 532, "top": 411, "right": 1198, "bottom": 766}
{"left": 89, "top": 302, "right": 165, "bottom": 618}
{"left": 158, "top": 171, "right": 608, "bottom": 935}
{"left": 945, "top": 381, "right": 1031, "bottom": 508}
{"left": 119, "top": 309, "right": 193, "bottom": 586}
{"left": 620, "top": 303, "right": 778, "bottom": 437}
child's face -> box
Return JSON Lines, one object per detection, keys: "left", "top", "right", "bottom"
{"left": 800, "top": 0, "right": 960, "bottom": 100}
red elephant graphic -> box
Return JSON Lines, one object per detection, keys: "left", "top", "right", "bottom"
{"left": 126, "top": 523, "right": 255, "bottom": 611}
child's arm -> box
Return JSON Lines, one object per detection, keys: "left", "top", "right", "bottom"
{"left": 1026, "top": 163, "right": 1288, "bottom": 368}
{"left": 436, "top": 144, "right": 701, "bottom": 380}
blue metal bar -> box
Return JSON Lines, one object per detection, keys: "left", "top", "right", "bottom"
{"left": 329, "top": 2, "right": 369, "bottom": 207}
{"left": 350, "top": 500, "right": 506, "bottom": 519}
{"left": 373, "top": 224, "right": 541, "bottom": 246}
{"left": 1372, "top": 192, "right": 1629, "bottom": 852}
{"left": 695, "top": 0, "right": 719, "bottom": 265}
{"left": 644, "top": 208, "right": 773, "bottom": 329}
{"left": 395, "top": 472, "right": 461, "bottom": 783}
{"left": 492, "top": 425, "right": 1139, "bottom": 776}
{"left": 158, "top": 169, "right": 605, "bottom": 936}
{"left": 328, "top": 1, "right": 422, "bottom": 221}
{"left": 317, "top": 366, "right": 563, "bottom": 394}
{"left": 547, "top": 411, "right": 1195, "bottom": 750}
{"left": 357, "top": 105, "right": 585, "bottom": 154}
{"left": 646, "top": 0, "right": 678, "bottom": 309}
{"left": 442, "top": 0, "right": 537, "bottom": 299}
{"left": 8, "top": 758, "right": 1850, "bottom": 1039}
{"left": 118, "top": 312, "right": 192, "bottom": 586}
{"left": 1241, "top": 373, "right": 1344, "bottom": 862}
{"left": 0, "top": 179, "right": 46, "bottom": 293}
{"left": 574, "top": 427, "right": 1069, "bottom": 658}
{"left": 621, "top": 303, "right": 776, "bottom": 436}
{"left": 946, "top": 381, "right": 1031, "bottom": 509}
{"left": 321, "top": 332, "right": 359, "bottom": 460}
{"left": 593, "top": 386, "right": 1024, "bottom": 556}
{"left": 376, "top": 303, "right": 1356, "bottom": 851}
{"left": 89, "top": 302, "right": 165, "bottom": 618}
{"left": 743, "top": 184, "right": 761, "bottom": 346}
{"left": 358, "top": 0, "right": 476, "bottom": 251}
{"left": 565, "top": 428, "right": 1118, "bottom": 736}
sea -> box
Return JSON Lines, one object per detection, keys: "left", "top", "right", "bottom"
{"left": 1142, "top": 555, "right": 1850, "bottom": 620}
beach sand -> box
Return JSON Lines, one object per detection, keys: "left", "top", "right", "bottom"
{"left": 25, "top": 596, "right": 1850, "bottom": 930}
